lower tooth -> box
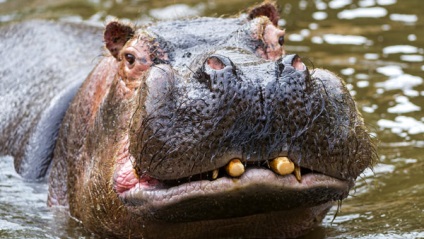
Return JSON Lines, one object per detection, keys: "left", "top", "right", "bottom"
{"left": 270, "top": 157, "right": 294, "bottom": 175}
{"left": 212, "top": 169, "right": 219, "bottom": 180}
{"left": 294, "top": 165, "right": 302, "bottom": 182}
{"left": 225, "top": 159, "right": 245, "bottom": 177}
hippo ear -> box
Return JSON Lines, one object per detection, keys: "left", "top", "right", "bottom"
{"left": 247, "top": 1, "right": 280, "bottom": 26}
{"left": 104, "top": 21, "right": 135, "bottom": 59}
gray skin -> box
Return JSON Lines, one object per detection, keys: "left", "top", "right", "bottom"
{"left": 0, "top": 2, "right": 377, "bottom": 239}
{"left": 0, "top": 20, "right": 103, "bottom": 180}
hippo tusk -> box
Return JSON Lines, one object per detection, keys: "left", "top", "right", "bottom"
{"left": 269, "top": 157, "right": 295, "bottom": 176}
{"left": 212, "top": 169, "right": 219, "bottom": 180}
{"left": 294, "top": 165, "right": 302, "bottom": 183}
{"left": 225, "top": 159, "right": 245, "bottom": 177}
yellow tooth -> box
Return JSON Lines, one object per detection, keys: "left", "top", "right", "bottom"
{"left": 270, "top": 157, "right": 294, "bottom": 176}
{"left": 212, "top": 169, "right": 219, "bottom": 180}
{"left": 225, "top": 159, "right": 245, "bottom": 177}
{"left": 294, "top": 165, "right": 302, "bottom": 182}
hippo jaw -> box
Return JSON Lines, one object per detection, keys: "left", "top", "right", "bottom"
{"left": 115, "top": 161, "right": 352, "bottom": 223}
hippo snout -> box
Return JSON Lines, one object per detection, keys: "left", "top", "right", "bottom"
{"left": 128, "top": 53, "right": 374, "bottom": 184}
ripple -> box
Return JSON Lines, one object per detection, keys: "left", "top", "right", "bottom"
{"left": 338, "top": 7, "right": 387, "bottom": 19}
{"left": 383, "top": 45, "right": 418, "bottom": 54}
{"left": 309, "top": 23, "right": 319, "bottom": 30}
{"left": 362, "top": 163, "right": 396, "bottom": 178}
{"left": 278, "top": 19, "right": 286, "bottom": 27}
{"left": 376, "top": 0, "right": 397, "bottom": 5}
{"left": 375, "top": 65, "right": 403, "bottom": 76}
{"left": 378, "top": 116, "right": 424, "bottom": 135}
{"left": 364, "top": 53, "right": 379, "bottom": 60}
{"left": 404, "top": 89, "right": 420, "bottom": 97}
{"left": 0, "top": 13, "right": 16, "bottom": 23}
{"left": 313, "top": 11, "right": 328, "bottom": 20}
{"left": 359, "top": 0, "right": 376, "bottom": 8}
{"left": 329, "top": 0, "right": 352, "bottom": 9}
{"left": 288, "top": 34, "right": 304, "bottom": 42}
{"left": 400, "top": 55, "right": 424, "bottom": 62}
{"left": 390, "top": 13, "right": 418, "bottom": 23}
{"left": 357, "top": 80, "right": 370, "bottom": 88}
{"left": 387, "top": 96, "right": 421, "bottom": 114}
{"left": 311, "top": 36, "right": 324, "bottom": 44}
{"left": 408, "top": 34, "right": 417, "bottom": 41}
{"left": 327, "top": 213, "right": 361, "bottom": 224}
{"left": 362, "top": 104, "right": 377, "bottom": 113}
{"left": 341, "top": 67, "right": 355, "bottom": 75}
{"left": 322, "top": 34, "right": 370, "bottom": 45}
{"left": 315, "top": 1, "right": 327, "bottom": 10}
{"left": 375, "top": 73, "right": 423, "bottom": 91}
{"left": 149, "top": 4, "right": 204, "bottom": 20}
{"left": 356, "top": 73, "right": 370, "bottom": 80}
{"left": 0, "top": 219, "right": 25, "bottom": 230}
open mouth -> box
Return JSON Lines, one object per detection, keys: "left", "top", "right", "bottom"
{"left": 113, "top": 137, "right": 352, "bottom": 222}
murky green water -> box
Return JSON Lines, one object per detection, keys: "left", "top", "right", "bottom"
{"left": 0, "top": 0, "right": 423, "bottom": 238}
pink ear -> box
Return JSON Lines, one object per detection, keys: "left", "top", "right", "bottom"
{"left": 247, "top": 1, "right": 280, "bottom": 26}
{"left": 104, "top": 21, "right": 135, "bottom": 59}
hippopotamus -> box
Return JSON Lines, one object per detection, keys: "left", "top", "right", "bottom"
{"left": 0, "top": 2, "right": 377, "bottom": 238}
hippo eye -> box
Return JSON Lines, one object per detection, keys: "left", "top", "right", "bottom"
{"left": 124, "top": 53, "right": 135, "bottom": 65}
{"left": 278, "top": 36, "right": 285, "bottom": 46}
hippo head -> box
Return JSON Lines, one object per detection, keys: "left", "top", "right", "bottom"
{"left": 54, "top": 2, "right": 377, "bottom": 238}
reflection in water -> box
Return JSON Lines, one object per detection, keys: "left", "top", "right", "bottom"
{"left": 383, "top": 45, "right": 419, "bottom": 54}
{"left": 149, "top": 3, "right": 205, "bottom": 20}
{"left": 321, "top": 34, "right": 371, "bottom": 45}
{"left": 338, "top": 7, "right": 388, "bottom": 19}
{"left": 390, "top": 13, "right": 418, "bottom": 23}
{"left": 378, "top": 116, "right": 424, "bottom": 135}
{"left": 0, "top": 0, "right": 423, "bottom": 238}
{"left": 0, "top": 156, "right": 94, "bottom": 238}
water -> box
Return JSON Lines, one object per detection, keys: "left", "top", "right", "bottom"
{"left": 0, "top": 0, "right": 423, "bottom": 238}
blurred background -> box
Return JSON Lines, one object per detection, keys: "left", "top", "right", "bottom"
{"left": 0, "top": 0, "right": 423, "bottom": 238}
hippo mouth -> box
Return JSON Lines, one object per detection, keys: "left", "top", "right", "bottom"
{"left": 114, "top": 141, "right": 352, "bottom": 222}
{"left": 110, "top": 54, "right": 373, "bottom": 222}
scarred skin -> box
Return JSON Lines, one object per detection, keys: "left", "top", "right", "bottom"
{"left": 1, "top": 2, "right": 377, "bottom": 239}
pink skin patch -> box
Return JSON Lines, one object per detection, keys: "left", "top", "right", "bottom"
{"left": 252, "top": 17, "right": 285, "bottom": 61}
{"left": 114, "top": 159, "right": 139, "bottom": 193}
{"left": 207, "top": 57, "right": 225, "bottom": 70}
{"left": 113, "top": 136, "right": 161, "bottom": 194}
{"left": 262, "top": 23, "right": 285, "bottom": 60}
{"left": 292, "top": 57, "right": 306, "bottom": 71}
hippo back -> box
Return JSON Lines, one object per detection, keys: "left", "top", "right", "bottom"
{"left": 0, "top": 20, "right": 103, "bottom": 180}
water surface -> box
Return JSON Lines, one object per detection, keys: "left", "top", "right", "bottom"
{"left": 0, "top": 0, "right": 423, "bottom": 238}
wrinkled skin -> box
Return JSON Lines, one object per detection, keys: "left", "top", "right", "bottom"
{"left": 0, "top": 2, "right": 377, "bottom": 239}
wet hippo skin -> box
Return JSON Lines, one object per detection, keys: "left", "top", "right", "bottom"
{"left": 0, "top": 2, "right": 377, "bottom": 238}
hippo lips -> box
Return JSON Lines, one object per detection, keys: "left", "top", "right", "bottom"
{"left": 114, "top": 153, "right": 353, "bottom": 222}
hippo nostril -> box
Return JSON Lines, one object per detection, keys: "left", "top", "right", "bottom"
{"left": 279, "top": 54, "right": 307, "bottom": 72}
{"left": 205, "top": 54, "right": 232, "bottom": 68}
{"left": 292, "top": 56, "right": 306, "bottom": 71}
{"left": 207, "top": 56, "right": 225, "bottom": 70}
{"left": 195, "top": 54, "right": 237, "bottom": 90}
